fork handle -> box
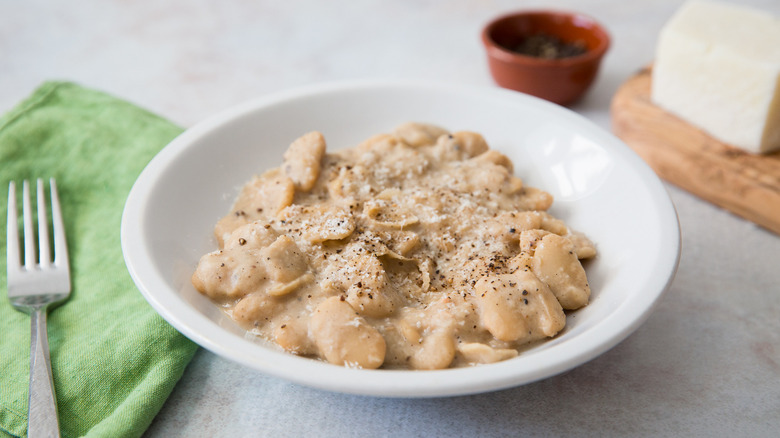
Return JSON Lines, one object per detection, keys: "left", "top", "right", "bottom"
{"left": 28, "top": 307, "right": 61, "bottom": 438}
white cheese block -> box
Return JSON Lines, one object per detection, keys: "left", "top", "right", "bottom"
{"left": 651, "top": 0, "right": 780, "bottom": 154}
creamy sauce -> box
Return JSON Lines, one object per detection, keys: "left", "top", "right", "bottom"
{"left": 192, "top": 123, "right": 596, "bottom": 369}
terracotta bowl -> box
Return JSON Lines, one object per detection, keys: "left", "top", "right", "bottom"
{"left": 481, "top": 10, "right": 610, "bottom": 106}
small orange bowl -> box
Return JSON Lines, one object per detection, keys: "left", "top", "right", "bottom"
{"left": 481, "top": 10, "right": 610, "bottom": 106}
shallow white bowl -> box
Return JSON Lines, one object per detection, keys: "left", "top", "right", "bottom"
{"left": 121, "top": 81, "right": 680, "bottom": 397}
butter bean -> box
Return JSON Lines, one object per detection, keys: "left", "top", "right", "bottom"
{"left": 475, "top": 270, "right": 566, "bottom": 342}
{"left": 410, "top": 328, "right": 455, "bottom": 370}
{"left": 192, "top": 249, "right": 268, "bottom": 299}
{"left": 457, "top": 342, "right": 519, "bottom": 364}
{"left": 261, "top": 235, "right": 308, "bottom": 283}
{"left": 283, "top": 131, "right": 326, "bottom": 192}
{"left": 394, "top": 122, "right": 449, "bottom": 147}
{"left": 451, "top": 131, "right": 489, "bottom": 158}
{"left": 531, "top": 234, "right": 591, "bottom": 310}
{"left": 310, "top": 297, "right": 386, "bottom": 369}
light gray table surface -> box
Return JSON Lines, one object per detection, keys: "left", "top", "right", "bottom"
{"left": 3, "top": 0, "right": 779, "bottom": 436}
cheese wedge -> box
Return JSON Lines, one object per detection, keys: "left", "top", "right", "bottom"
{"left": 651, "top": 0, "right": 780, "bottom": 154}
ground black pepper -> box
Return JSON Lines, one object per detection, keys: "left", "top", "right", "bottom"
{"left": 504, "top": 34, "right": 587, "bottom": 59}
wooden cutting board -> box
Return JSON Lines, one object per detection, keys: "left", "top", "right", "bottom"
{"left": 611, "top": 67, "right": 780, "bottom": 235}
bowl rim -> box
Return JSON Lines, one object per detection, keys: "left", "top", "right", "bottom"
{"left": 481, "top": 9, "right": 611, "bottom": 66}
{"left": 121, "top": 79, "right": 680, "bottom": 397}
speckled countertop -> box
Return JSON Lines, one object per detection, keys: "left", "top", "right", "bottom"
{"left": 3, "top": 0, "right": 779, "bottom": 436}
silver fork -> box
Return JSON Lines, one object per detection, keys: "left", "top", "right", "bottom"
{"left": 7, "top": 179, "right": 70, "bottom": 438}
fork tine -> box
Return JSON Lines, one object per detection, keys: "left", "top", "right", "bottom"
{"left": 7, "top": 181, "right": 20, "bottom": 269}
{"left": 37, "top": 179, "right": 51, "bottom": 267}
{"left": 49, "top": 179, "right": 68, "bottom": 268}
{"left": 22, "top": 180, "right": 37, "bottom": 268}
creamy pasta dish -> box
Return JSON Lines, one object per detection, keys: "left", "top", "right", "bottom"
{"left": 192, "top": 123, "right": 596, "bottom": 370}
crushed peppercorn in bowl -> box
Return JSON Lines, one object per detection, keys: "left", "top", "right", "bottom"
{"left": 481, "top": 10, "right": 611, "bottom": 105}
{"left": 121, "top": 80, "right": 680, "bottom": 397}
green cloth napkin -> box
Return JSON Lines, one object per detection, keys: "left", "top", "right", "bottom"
{"left": 0, "top": 82, "right": 198, "bottom": 438}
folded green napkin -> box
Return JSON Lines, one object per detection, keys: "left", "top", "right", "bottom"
{"left": 0, "top": 82, "right": 198, "bottom": 438}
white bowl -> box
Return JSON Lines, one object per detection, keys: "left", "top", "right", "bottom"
{"left": 121, "top": 81, "right": 680, "bottom": 397}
